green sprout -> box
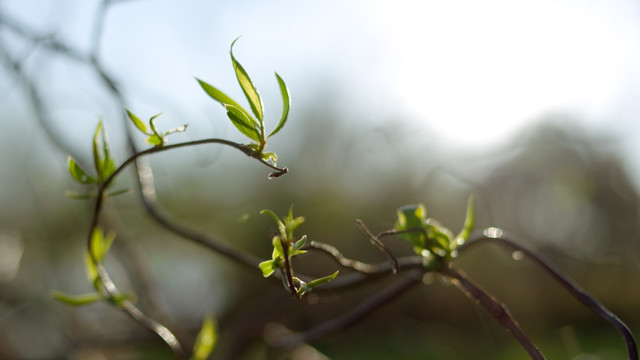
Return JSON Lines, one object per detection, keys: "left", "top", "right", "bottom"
{"left": 126, "top": 110, "right": 188, "bottom": 146}
{"left": 394, "top": 196, "right": 474, "bottom": 269}
{"left": 259, "top": 206, "right": 338, "bottom": 297}
{"left": 67, "top": 120, "right": 128, "bottom": 199}
{"left": 196, "top": 37, "right": 291, "bottom": 164}
{"left": 191, "top": 314, "right": 217, "bottom": 360}
{"left": 51, "top": 227, "right": 134, "bottom": 307}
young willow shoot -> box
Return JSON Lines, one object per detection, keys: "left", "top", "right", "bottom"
{"left": 196, "top": 37, "right": 291, "bottom": 164}
{"left": 126, "top": 110, "right": 188, "bottom": 146}
{"left": 260, "top": 207, "right": 339, "bottom": 297}
{"left": 66, "top": 120, "right": 125, "bottom": 199}
{"left": 394, "top": 196, "right": 474, "bottom": 270}
{"left": 51, "top": 227, "right": 133, "bottom": 307}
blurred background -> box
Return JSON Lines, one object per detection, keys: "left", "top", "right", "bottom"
{"left": 1, "top": 0, "right": 640, "bottom": 359}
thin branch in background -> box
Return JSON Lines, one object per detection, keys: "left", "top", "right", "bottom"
{"left": 308, "top": 240, "right": 383, "bottom": 274}
{"left": 268, "top": 268, "right": 424, "bottom": 348}
{"left": 439, "top": 265, "right": 546, "bottom": 360}
{"left": 458, "top": 228, "right": 639, "bottom": 360}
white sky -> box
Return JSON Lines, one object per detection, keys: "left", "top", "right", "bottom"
{"left": 3, "top": 0, "right": 640, "bottom": 167}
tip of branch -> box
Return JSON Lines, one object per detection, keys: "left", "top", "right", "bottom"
{"left": 268, "top": 167, "right": 288, "bottom": 178}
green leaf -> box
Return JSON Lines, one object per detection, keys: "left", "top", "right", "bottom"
{"left": 268, "top": 72, "right": 291, "bottom": 138}
{"left": 51, "top": 290, "right": 102, "bottom": 306}
{"left": 292, "top": 235, "right": 307, "bottom": 251}
{"left": 100, "top": 121, "right": 115, "bottom": 180}
{"left": 225, "top": 104, "right": 262, "bottom": 142}
{"left": 68, "top": 157, "right": 97, "bottom": 184}
{"left": 92, "top": 120, "right": 104, "bottom": 180}
{"left": 303, "top": 271, "right": 339, "bottom": 292}
{"left": 126, "top": 109, "right": 148, "bottom": 134}
{"left": 85, "top": 227, "right": 116, "bottom": 284}
{"left": 196, "top": 78, "right": 246, "bottom": 114}
{"left": 394, "top": 204, "right": 427, "bottom": 249}
{"left": 261, "top": 209, "right": 286, "bottom": 238}
{"left": 106, "top": 188, "right": 131, "bottom": 198}
{"left": 261, "top": 152, "right": 277, "bottom": 164}
{"left": 454, "top": 195, "right": 475, "bottom": 247}
{"left": 146, "top": 134, "right": 164, "bottom": 146}
{"left": 259, "top": 260, "right": 276, "bottom": 277}
{"left": 191, "top": 314, "right": 217, "bottom": 360}
{"left": 148, "top": 113, "right": 164, "bottom": 139}
{"left": 230, "top": 37, "right": 264, "bottom": 122}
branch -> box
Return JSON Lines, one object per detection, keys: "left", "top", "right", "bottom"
{"left": 354, "top": 219, "right": 399, "bottom": 273}
{"left": 459, "top": 228, "right": 638, "bottom": 360}
{"left": 268, "top": 268, "right": 424, "bottom": 348}
{"left": 439, "top": 266, "right": 546, "bottom": 360}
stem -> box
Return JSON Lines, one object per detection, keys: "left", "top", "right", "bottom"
{"left": 440, "top": 266, "right": 546, "bottom": 360}
{"left": 280, "top": 238, "right": 297, "bottom": 296}
{"left": 354, "top": 219, "right": 399, "bottom": 273}
{"left": 459, "top": 229, "right": 638, "bottom": 360}
{"left": 270, "top": 268, "right": 424, "bottom": 348}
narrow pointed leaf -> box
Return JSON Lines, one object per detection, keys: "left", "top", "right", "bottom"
{"left": 106, "top": 188, "right": 132, "bottom": 198}
{"left": 292, "top": 235, "right": 307, "bottom": 251}
{"left": 85, "top": 228, "right": 115, "bottom": 283}
{"left": 92, "top": 121, "right": 103, "bottom": 180}
{"left": 305, "top": 271, "right": 339, "bottom": 289}
{"left": 268, "top": 72, "right": 291, "bottom": 138}
{"left": 125, "top": 109, "right": 148, "bottom": 134}
{"left": 230, "top": 38, "right": 264, "bottom": 122}
{"left": 196, "top": 78, "right": 246, "bottom": 115}
{"left": 454, "top": 195, "right": 475, "bottom": 247}
{"left": 225, "top": 105, "right": 261, "bottom": 142}
{"left": 149, "top": 113, "right": 163, "bottom": 138}
{"left": 51, "top": 290, "right": 102, "bottom": 306}
{"left": 192, "top": 314, "right": 217, "bottom": 360}
{"left": 68, "top": 157, "right": 97, "bottom": 184}
{"left": 100, "top": 122, "right": 115, "bottom": 180}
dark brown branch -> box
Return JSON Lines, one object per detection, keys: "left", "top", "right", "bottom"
{"left": 307, "top": 240, "right": 424, "bottom": 276}
{"left": 439, "top": 266, "right": 546, "bottom": 360}
{"left": 459, "top": 229, "right": 638, "bottom": 360}
{"left": 268, "top": 268, "right": 424, "bottom": 348}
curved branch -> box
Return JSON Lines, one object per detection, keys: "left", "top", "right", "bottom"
{"left": 307, "top": 240, "right": 423, "bottom": 276}
{"left": 459, "top": 228, "right": 638, "bottom": 360}
{"left": 354, "top": 219, "right": 399, "bottom": 273}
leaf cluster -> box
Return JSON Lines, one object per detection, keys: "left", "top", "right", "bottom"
{"left": 51, "top": 227, "right": 133, "bottom": 307}
{"left": 394, "top": 196, "right": 475, "bottom": 269}
{"left": 67, "top": 121, "right": 127, "bottom": 199}
{"left": 126, "top": 110, "right": 188, "bottom": 146}
{"left": 259, "top": 207, "right": 338, "bottom": 297}
{"left": 196, "top": 37, "right": 290, "bottom": 163}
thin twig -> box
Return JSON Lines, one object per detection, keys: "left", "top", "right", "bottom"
{"left": 439, "top": 266, "right": 546, "bottom": 360}
{"left": 354, "top": 219, "right": 399, "bottom": 273}
{"left": 307, "top": 240, "right": 424, "bottom": 276}
{"left": 269, "top": 268, "right": 424, "bottom": 348}
{"left": 459, "top": 229, "right": 638, "bottom": 360}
